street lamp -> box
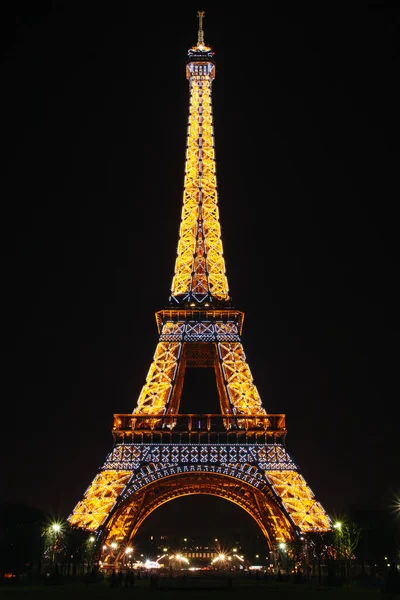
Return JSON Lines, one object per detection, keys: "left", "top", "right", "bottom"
{"left": 50, "top": 522, "right": 62, "bottom": 571}
{"left": 86, "top": 536, "right": 96, "bottom": 571}
{"left": 124, "top": 547, "right": 133, "bottom": 568}
{"left": 170, "top": 553, "right": 189, "bottom": 569}
{"left": 278, "top": 542, "right": 289, "bottom": 575}
{"left": 333, "top": 521, "right": 343, "bottom": 578}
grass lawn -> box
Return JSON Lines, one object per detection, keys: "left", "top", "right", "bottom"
{"left": 0, "top": 577, "right": 386, "bottom": 599}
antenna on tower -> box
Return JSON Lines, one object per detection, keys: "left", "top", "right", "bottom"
{"left": 197, "top": 10, "right": 205, "bottom": 46}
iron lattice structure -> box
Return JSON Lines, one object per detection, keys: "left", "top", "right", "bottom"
{"left": 68, "top": 13, "right": 331, "bottom": 561}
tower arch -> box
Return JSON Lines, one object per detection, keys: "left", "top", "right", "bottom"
{"left": 101, "top": 471, "right": 295, "bottom": 563}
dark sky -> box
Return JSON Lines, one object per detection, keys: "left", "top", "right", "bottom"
{"left": 1, "top": 2, "right": 399, "bottom": 537}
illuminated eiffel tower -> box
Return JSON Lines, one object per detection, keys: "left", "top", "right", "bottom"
{"left": 68, "top": 12, "right": 331, "bottom": 561}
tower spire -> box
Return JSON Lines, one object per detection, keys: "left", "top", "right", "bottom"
{"left": 172, "top": 10, "right": 225, "bottom": 307}
{"left": 197, "top": 10, "right": 205, "bottom": 46}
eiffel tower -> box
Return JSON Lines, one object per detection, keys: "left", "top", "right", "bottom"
{"left": 68, "top": 11, "right": 331, "bottom": 561}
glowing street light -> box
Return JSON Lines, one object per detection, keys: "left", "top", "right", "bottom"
{"left": 217, "top": 553, "right": 226, "bottom": 561}
{"left": 278, "top": 542, "right": 289, "bottom": 574}
{"left": 212, "top": 552, "right": 232, "bottom": 570}
{"left": 170, "top": 553, "right": 189, "bottom": 567}
{"left": 49, "top": 522, "right": 63, "bottom": 570}
{"left": 123, "top": 546, "right": 134, "bottom": 567}
{"left": 333, "top": 520, "right": 344, "bottom": 576}
{"left": 86, "top": 535, "right": 96, "bottom": 569}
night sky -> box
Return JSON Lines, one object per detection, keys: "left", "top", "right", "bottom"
{"left": 1, "top": 3, "right": 399, "bottom": 538}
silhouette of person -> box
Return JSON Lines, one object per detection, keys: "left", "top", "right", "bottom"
{"left": 110, "top": 569, "right": 117, "bottom": 588}
{"left": 117, "top": 570, "right": 124, "bottom": 587}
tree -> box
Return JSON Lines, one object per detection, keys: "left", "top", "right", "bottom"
{"left": 305, "top": 531, "right": 330, "bottom": 584}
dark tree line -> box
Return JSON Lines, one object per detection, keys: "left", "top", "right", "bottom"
{"left": 0, "top": 503, "right": 46, "bottom": 578}
{"left": 0, "top": 502, "right": 97, "bottom": 580}
{"left": 0, "top": 501, "right": 399, "bottom": 584}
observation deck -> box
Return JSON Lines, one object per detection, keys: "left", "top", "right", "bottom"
{"left": 112, "top": 413, "right": 287, "bottom": 445}
{"left": 155, "top": 308, "right": 244, "bottom": 334}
